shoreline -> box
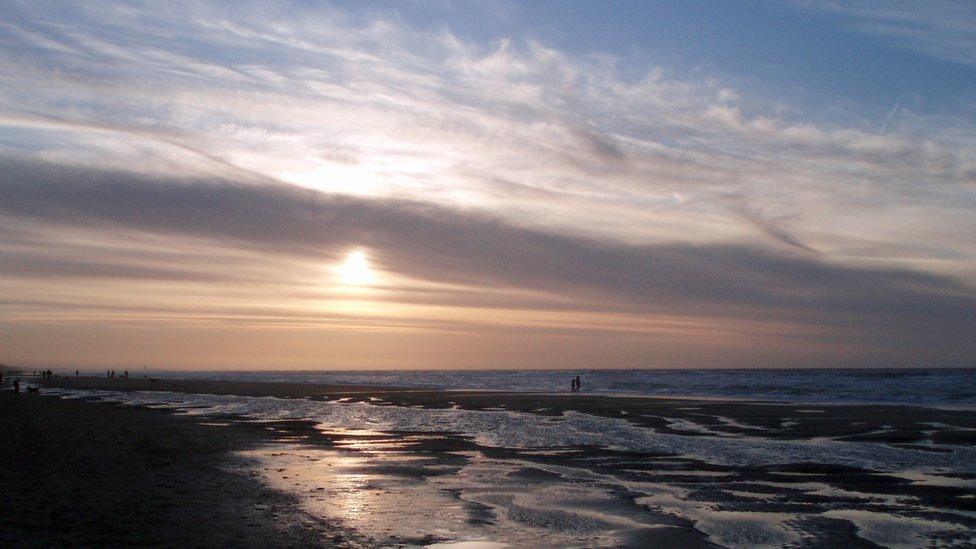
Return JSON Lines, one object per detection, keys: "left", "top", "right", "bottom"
{"left": 28, "top": 370, "right": 976, "bottom": 411}
{"left": 52, "top": 367, "right": 975, "bottom": 410}
{"left": 44, "top": 376, "right": 976, "bottom": 444}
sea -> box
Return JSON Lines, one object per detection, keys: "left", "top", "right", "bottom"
{"left": 143, "top": 367, "right": 976, "bottom": 408}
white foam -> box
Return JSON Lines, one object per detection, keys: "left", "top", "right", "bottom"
{"left": 46, "top": 388, "right": 976, "bottom": 473}
{"left": 664, "top": 418, "right": 740, "bottom": 437}
{"left": 888, "top": 470, "right": 976, "bottom": 488}
{"left": 714, "top": 416, "right": 767, "bottom": 431}
{"left": 426, "top": 542, "right": 509, "bottom": 549}
{"left": 635, "top": 485, "right": 802, "bottom": 549}
{"left": 822, "top": 510, "right": 973, "bottom": 549}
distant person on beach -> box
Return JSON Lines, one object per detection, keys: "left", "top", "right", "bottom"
{"left": 75, "top": 370, "right": 79, "bottom": 376}
{"left": 575, "top": 375, "right": 581, "bottom": 393}
{"left": 123, "top": 370, "right": 128, "bottom": 378}
{"left": 571, "top": 377, "right": 576, "bottom": 392}
{"left": 13, "top": 379, "right": 20, "bottom": 393}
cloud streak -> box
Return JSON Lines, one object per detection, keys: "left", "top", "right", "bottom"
{"left": 799, "top": 1, "right": 976, "bottom": 68}
{"left": 2, "top": 158, "right": 973, "bottom": 363}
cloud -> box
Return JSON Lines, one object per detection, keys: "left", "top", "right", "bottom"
{"left": 797, "top": 1, "right": 976, "bottom": 67}
{"left": 0, "top": 2, "right": 974, "bottom": 367}
{"left": 1, "top": 158, "right": 973, "bottom": 358}
{"left": 729, "top": 203, "right": 817, "bottom": 253}
{"left": 0, "top": 0, "right": 973, "bottom": 275}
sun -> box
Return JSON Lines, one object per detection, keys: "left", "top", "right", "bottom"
{"left": 336, "top": 250, "right": 375, "bottom": 286}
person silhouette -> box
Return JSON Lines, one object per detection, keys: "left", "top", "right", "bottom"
{"left": 575, "top": 375, "right": 581, "bottom": 393}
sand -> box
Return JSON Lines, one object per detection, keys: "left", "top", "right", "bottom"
{"left": 0, "top": 392, "right": 366, "bottom": 548}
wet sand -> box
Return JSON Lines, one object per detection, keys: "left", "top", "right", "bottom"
{"left": 0, "top": 391, "right": 365, "bottom": 548}
{"left": 24, "top": 376, "right": 976, "bottom": 547}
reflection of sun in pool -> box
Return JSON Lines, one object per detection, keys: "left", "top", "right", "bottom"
{"left": 337, "top": 250, "right": 375, "bottom": 286}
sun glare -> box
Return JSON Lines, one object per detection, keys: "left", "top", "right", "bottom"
{"left": 337, "top": 250, "right": 375, "bottom": 286}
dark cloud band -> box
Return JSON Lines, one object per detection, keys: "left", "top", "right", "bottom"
{"left": 2, "top": 157, "right": 973, "bottom": 337}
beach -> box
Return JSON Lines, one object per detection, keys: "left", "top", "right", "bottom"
{"left": 0, "top": 388, "right": 365, "bottom": 548}
{"left": 5, "top": 375, "right": 976, "bottom": 547}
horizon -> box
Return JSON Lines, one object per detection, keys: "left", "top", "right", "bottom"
{"left": 9, "top": 364, "right": 976, "bottom": 373}
{"left": 2, "top": 1, "right": 975, "bottom": 370}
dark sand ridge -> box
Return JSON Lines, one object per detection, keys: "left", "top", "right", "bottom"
{"left": 0, "top": 392, "right": 368, "bottom": 548}
{"left": 30, "top": 376, "right": 976, "bottom": 546}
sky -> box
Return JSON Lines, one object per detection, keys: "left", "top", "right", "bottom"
{"left": 0, "top": 0, "right": 974, "bottom": 370}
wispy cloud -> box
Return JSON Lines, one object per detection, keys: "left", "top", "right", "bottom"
{"left": 0, "top": 1, "right": 972, "bottom": 269}
{"left": 729, "top": 203, "right": 817, "bottom": 254}
{"left": 798, "top": 1, "right": 976, "bottom": 67}
{"left": 880, "top": 93, "right": 903, "bottom": 134}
